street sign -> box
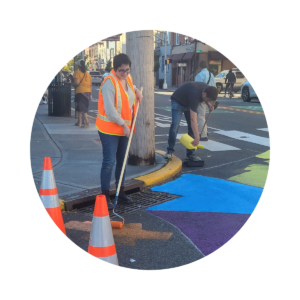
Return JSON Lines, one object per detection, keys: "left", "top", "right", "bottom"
{"left": 196, "top": 50, "right": 203, "bottom": 53}
{"left": 177, "top": 63, "right": 187, "bottom": 67}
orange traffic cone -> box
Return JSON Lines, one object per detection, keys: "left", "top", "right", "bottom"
{"left": 88, "top": 195, "right": 118, "bottom": 265}
{"left": 39, "top": 157, "right": 66, "bottom": 235}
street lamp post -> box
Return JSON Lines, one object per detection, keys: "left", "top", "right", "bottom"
{"left": 163, "top": 31, "right": 168, "bottom": 90}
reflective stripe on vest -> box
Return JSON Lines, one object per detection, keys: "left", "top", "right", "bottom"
{"left": 97, "top": 113, "right": 131, "bottom": 125}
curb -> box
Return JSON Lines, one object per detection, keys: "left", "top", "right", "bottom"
{"left": 135, "top": 151, "right": 182, "bottom": 186}
{"left": 60, "top": 151, "right": 182, "bottom": 212}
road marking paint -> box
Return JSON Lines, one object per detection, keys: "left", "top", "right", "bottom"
{"left": 155, "top": 134, "right": 169, "bottom": 136}
{"left": 231, "top": 105, "right": 263, "bottom": 111}
{"left": 257, "top": 128, "right": 268, "bottom": 132}
{"left": 214, "top": 130, "right": 270, "bottom": 147}
{"left": 176, "top": 134, "right": 240, "bottom": 151}
{"left": 218, "top": 106, "right": 264, "bottom": 115}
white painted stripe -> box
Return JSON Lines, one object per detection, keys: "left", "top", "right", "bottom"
{"left": 40, "top": 194, "right": 60, "bottom": 209}
{"left": 155, "top": 122, "right": 171, "bottom": 128}
{"left": 155, "top": 134, "right": 169, "bottom": 136}
{"left": 257, "top": 128, "right": 268, "bottom": 132}
{"left": 176, "top": 134, "right": 240, "bottom": 151}
{"left": 89, "top": 216, "right": 115, "bottom": 247}
{"left": 214, "top": 130, "right": 270, "bottom": 147}
{"left": 40, "top": 170, "right": 57, "bottom": 189}
{"left": 98, "top": 253, "right": 118, "bottom": 265}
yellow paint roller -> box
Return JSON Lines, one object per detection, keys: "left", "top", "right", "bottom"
{"left": 179, "top": 134, "right": 205, "bottom": 150}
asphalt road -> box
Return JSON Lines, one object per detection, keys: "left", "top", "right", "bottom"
{"left": 72, "top": 85, "right": 268, "bottom": 182}
{"left": 65, "top": 85, "right": 269, "bottom": 270}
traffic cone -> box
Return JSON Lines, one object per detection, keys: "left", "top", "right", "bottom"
{"left": 39, "top": 157, "right": 66, "bottom": 235}
{"left": 88, "top": 195, "right": 118, "bottom": 265}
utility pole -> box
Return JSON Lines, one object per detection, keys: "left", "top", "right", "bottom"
{"left": 193, "top": 39, "right": 198, "bottom": 80}
{"left": 126, "top": 30, "right": 155, "bottom": 166}
{"left": 163, "top": 31, "right": 168, "bottom": 89}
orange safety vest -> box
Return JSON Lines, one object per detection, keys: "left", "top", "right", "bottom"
{"left": 96, "top": 70, "right": 137, "bottom": 136}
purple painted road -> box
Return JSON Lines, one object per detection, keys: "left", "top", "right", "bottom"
{"left": 147, "top": 210, "right": 251, "bottom": 256}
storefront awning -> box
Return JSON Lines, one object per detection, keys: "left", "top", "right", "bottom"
{"left": 183, "top": 52, "right": 194, "bottom": 60}
{"left": 172, "top": 53, "right": 185, "bottom": 61}
{"left": 208, "top": 51, "right": 226, "bottom": 61}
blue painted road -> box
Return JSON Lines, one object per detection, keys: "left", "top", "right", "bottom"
{"left": 146, "top": 174, "right": 263, "bottom": 256}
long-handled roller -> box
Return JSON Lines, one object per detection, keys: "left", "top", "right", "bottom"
{"left": 111, "top": 87, "right": 143, "bottom": 228}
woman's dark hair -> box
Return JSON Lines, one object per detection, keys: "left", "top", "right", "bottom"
{"left": 203, "top": 86, "right": 218, "bottom": 101}
{"left": 79, "top": 60, "right": 86, "bottom": 73}
{"left": 228, "top": 69, "right": 232, "bottom": 73}
{"left": 113, "top": 53, "right": 131, "bottom": 71}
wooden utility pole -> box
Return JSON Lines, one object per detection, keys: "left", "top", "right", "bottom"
{"left": 126, "top": 30, "right": 155, "bottom": 166}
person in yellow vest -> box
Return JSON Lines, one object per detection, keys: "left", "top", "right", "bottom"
{"left": 69, "top": 59, "right": 92, "bottom": 128}
{"left": 96, "top": 53, "right": 143, "bottom": 209}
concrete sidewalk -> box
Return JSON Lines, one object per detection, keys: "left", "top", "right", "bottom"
{"left": 31, "top": 105, "right": 167, "bottom": 201}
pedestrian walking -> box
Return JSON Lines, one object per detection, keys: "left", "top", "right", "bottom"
{"left": 224, "top": 69, "right": 236, "bottom": 98}
{"left": 69, "top": 59, "right": 92, "bottom": 128}
{"left": 195, "top": 61, "right": 216, "bottom": 141}
{"left": 164, "top": 82, "right": 218, "bottom": 161}
{"left": 96, "top": 53, "right": 143, "bottom": 209}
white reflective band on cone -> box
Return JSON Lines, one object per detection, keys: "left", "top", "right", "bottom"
{"left": 40, "top": 170, "right": 57, "bottom": 189}
{"left": 98, "top": 253, "right": 118, "bottom": 265}
{"left": 40, "top": 194, "right": 60, "bottom": 209}
{"left": 89, "top": 216, "right": 115, "bottom": 247}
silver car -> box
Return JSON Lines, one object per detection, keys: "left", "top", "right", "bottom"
{"left": 241, "top": 81, "right": 259, "bottom": 102}
{"left": 89, "top": 71, "right": 102, "bottom": 85}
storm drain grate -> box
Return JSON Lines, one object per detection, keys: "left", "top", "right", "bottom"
{"left": 75, "top": 190, "right": 181, "bottom": 219}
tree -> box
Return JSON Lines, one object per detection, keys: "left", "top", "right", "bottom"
{"left": 126, "top": 30, "right": 155, "bottom": 166}
{"left": 105, "top": 59, "right": 113, "bottom": 72}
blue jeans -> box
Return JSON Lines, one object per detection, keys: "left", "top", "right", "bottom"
{"left": 167, "top": 100, "right": 195, "bottom": 156}
{"left": 98, "top": 131, "right": 129, "bottom": 191}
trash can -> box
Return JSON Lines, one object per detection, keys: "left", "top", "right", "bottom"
{"left": 48, "top": 82, "right": 71, "bottom": 117}
{"left": 159, "top": 79, "right": 164, "bottom": 89}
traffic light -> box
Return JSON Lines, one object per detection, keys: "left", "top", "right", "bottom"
{"left": 165, "top": 59, "right": 172, "bottom": 65}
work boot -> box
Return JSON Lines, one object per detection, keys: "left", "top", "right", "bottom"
{"left": 185, "top": 153, "right": 201, "bottom": 161}
{"left": 101, "top": 190, "right": 113, "bottom": 210}
{"left": 118, "top": 186, "right": 132, "bottom": 205}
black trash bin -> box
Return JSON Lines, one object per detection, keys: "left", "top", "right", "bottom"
{"left": 48, "top": 82, "right": 71, "bottom": 117}
{"left": 159, "top": 79, "right": 164, "bottom": 89}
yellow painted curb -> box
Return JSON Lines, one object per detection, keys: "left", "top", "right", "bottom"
{"left": 59, "top": 199, "right": 65, "bottom": 212}
{"left": 135, "top": 150, "right": 182, "bottom": 186}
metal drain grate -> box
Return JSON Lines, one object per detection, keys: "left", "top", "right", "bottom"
{"left": 75, "top": 190, "right": 181, "bottom": 219}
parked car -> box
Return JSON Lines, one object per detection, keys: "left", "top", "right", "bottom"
{"left": 89, "top": 71, "right": 102, "bottom": 85}
{"left": 214, "top": 68, "right": 247, "bottom": 93}
{"left": 240, "top": 81, "right": 258, "bottom": 102}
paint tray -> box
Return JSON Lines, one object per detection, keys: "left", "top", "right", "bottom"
{"left": 183, "top": 160, "right": 205, "bottom": 167}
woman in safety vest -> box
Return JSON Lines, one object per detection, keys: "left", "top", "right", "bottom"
{"left": 96, "top": 53, "right": 143, "bottom": 209}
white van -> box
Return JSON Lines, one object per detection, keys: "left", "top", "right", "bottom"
{"left": 214, "top": 68, "right": 247, "bottom": 93}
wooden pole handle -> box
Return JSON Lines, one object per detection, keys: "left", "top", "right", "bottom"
{"left": 116, "top": 87, "right": 143, "bottom": 197}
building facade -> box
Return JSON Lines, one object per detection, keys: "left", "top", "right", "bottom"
{"left": 154, "top": 31, "right": 237, "bottom": 87}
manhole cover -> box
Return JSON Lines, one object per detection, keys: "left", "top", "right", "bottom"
{"left": 75, "top": 190, "right": 180, "bottom": 219}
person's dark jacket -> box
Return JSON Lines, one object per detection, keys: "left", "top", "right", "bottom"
{"left": 225, "top": 72, "right": 236, "bottom": 83}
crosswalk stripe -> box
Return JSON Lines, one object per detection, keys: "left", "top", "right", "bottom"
{"left": 214, "top": 130, "right": 270, "bottom": 147}
{"left": 257, "top": 128, "right": 268, "bottom": 132}
{"left": 176, "top": 134, "right": 240, "bottom": 151}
